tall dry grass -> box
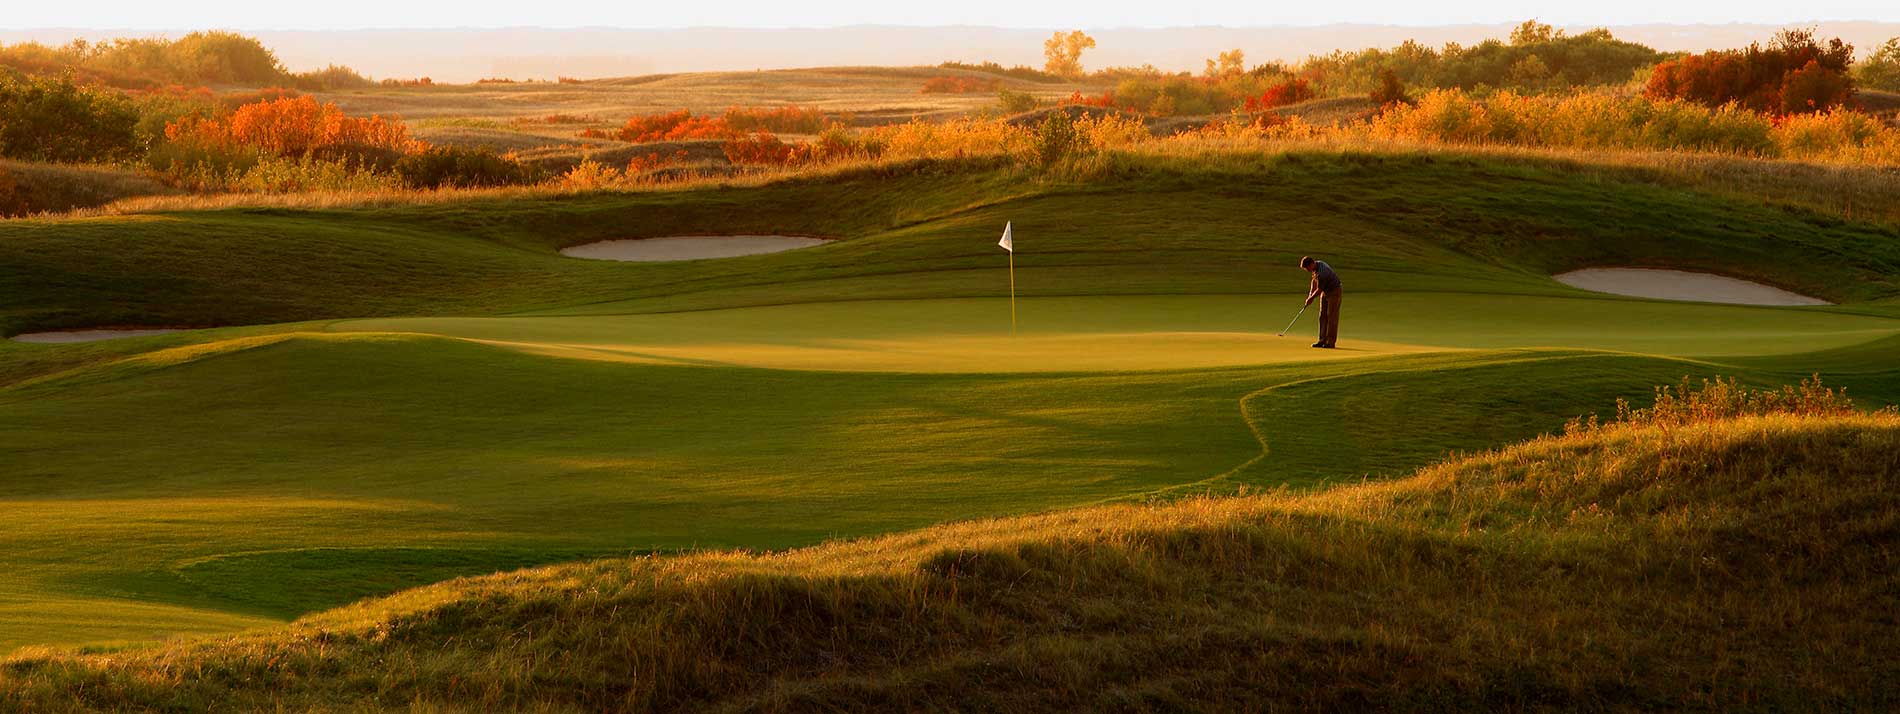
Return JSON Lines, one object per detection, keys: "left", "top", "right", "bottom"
{"left": 23, "top": 90, "right": 1900, "bottom": 228}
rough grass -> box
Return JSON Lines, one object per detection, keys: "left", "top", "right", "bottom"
{"left": 0, "top": 159, "right": 178, "bottom": 217}
{"left": 4, "top": 402, "right": 1894, "bottom": 712}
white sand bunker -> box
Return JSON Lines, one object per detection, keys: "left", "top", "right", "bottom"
{"left": 562, "top": 235, "right": 829, "bottom": 262}
{"left": 1554, "top": 268, "right": 1829, "bottom": 306}
{"left": 11, "top": 328, "right": 184, "bottom": 344}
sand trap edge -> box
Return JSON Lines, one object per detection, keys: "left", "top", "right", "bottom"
{"left": 562, "top": 236, "right": 832, "bottom": 262}
{"left": 1553, "top": 268, "right": 1829, "bottom": 306}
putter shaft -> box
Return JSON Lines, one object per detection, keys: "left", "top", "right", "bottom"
{"left": 1278, "top": 304, "right": 1309, "bottom": 336}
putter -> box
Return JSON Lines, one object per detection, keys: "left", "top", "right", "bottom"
{"left": 1277, "top": 303, "right": 1309, "bottom": 337}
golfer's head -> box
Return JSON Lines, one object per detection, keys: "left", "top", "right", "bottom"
{"left": 1300, "top": 256, "right": 1316, "bottom": 272}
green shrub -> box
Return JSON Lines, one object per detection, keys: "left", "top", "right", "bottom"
{"left": 0, "top": 32, "right": 368, "bottom": 90}
{"left": 1858, "top": 38, "right": 1900, "bottom": 91}
{"left": 291, "top": 65, "right": 376, "bottom": 91}
{"left": 998, "top": 88, "right": 1039, "bottom": 114}
{"left": 0, "top": 71, "right": 141, "bottom": 163}
{"left": 1302, "top": 23, "right": 1663, "bottom": 95}
{"left": 393, "top": 146, "right": 531, "bottom": 189}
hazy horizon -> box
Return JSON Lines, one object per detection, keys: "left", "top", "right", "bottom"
{"left": 6, "top": 21, "right": 1899, "bottom": 83}
{"left": 7, "top": 0, "right": 1900, "bottom": 30}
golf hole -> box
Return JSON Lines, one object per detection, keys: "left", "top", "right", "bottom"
{"left": 562, "top": 235, "right": 831, "bottom": 262}
{"left": 11, "top": 328, "right": 185, "bottom": 344}
{"left": 1553, "top": 268, "right": 1829, "bottom": 306}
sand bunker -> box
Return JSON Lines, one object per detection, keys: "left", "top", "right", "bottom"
{"left": 11, "top": 329, "right": 184, "bottom": 344}
{"left": 562, "top": 236, "right": 829, "bottom": 262}
{"left": 1554, "top": 268, "right": 1829, "bottom": 306}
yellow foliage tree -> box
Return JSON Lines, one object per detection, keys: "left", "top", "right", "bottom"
{"left": 1043, "top": 30, "right": 1097, "bottom": 77}
{"left": 1205, "top": 49, "right": 1246, "bottom": 77}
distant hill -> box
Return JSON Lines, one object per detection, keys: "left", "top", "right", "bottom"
{"left": 4, "top": 23, "right": 1898, "bottom": 83}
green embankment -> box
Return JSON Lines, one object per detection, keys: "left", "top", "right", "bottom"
{"left": 5, "top": 410, "right": 1895, "bottom": 711}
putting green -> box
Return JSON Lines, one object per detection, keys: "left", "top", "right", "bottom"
{"left": 5, "top": 290, "right": 1897, "bottom": 651}
{"left": 333, "top": 294, "right": 1897, "bottom": 372}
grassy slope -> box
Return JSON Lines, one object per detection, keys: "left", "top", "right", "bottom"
{"left": 3, "top": 151, "right": 1899, "bottom": 651}
{"left": 5, "top": 151, "right": 1899, "bottom": 340}
{"left": 5, "top": 411, "right": 1895, "bottom": 712}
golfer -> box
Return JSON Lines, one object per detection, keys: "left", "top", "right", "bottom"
{"left": 1300, "top": 256, "right": 1342, "bottom": 348}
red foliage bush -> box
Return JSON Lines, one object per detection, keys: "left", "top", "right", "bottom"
{"left": 1780, "top": 60, "right": 1855, "bottom": 114}
{"left": 1062, "top": 91, "right": 1117, "bottom": 108}
{"left": 1644, "top": 29, "right": 1856, "bottom": 114}
{"left": 1244, "top": 79, "right": 1315, "bottom": 111}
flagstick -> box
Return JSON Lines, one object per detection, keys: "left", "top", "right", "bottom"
{"left": 1008, "top": 249, "right": 1017, "bottom": 336}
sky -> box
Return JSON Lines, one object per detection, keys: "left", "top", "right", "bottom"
{"left": 7, "top": 0, "right": 1898, "bottom": 30}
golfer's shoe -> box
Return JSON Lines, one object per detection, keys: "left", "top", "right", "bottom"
{"left": 1311, "top": 342, "right": 1326, "bottom": 348}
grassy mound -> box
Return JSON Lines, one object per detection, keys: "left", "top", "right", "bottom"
{"left": 4, "top": 393, "right": 1894, "bottom": 711}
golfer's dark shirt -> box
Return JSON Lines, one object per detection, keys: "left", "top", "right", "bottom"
{"left": 1313, "top": 261, "right": 1342, "bottom": 293}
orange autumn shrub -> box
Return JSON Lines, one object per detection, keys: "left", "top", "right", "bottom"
{"left": 152, "top": 96, "right": 419, "bottom": 189}
{"left": 627, "top": 149, "right": 692, "bottom": 172}
{"left": 722, "top": 132, "right": 796, "bottom": 165}
{"left": 200, "top": 96, "right": 415, "bottom": 157}
{"left": 1243, "top": 78, "right": 1315, "bottom": 111}
{"left": 609, "top": 110, "right": 738, "bottom": 142}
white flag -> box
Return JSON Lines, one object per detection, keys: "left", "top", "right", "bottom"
{"left": 998, "top": 222, "right": 1013, "bottom": 253}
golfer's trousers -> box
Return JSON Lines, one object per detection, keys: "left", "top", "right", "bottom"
{"left": 1319, "top": 290, "right": 1342, "bottom": 346}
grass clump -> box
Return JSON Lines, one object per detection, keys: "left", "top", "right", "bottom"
{"left": 2, "top": 382, "right": 1895, "bottom": 712}
{"left": 1602, "top": 374, "right": 1877, "bottom": 428}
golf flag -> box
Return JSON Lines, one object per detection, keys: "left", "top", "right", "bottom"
{"left": 1000, "top": 222, "right": 1016, "bottom": 334}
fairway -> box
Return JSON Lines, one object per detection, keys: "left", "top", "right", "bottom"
{"left": 3, "top": 152, "right": 1899, "bottom": 654}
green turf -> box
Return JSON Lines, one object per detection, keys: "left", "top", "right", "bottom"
{"left": 2, "top": 150, "right": 1898, "bottom": 652}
